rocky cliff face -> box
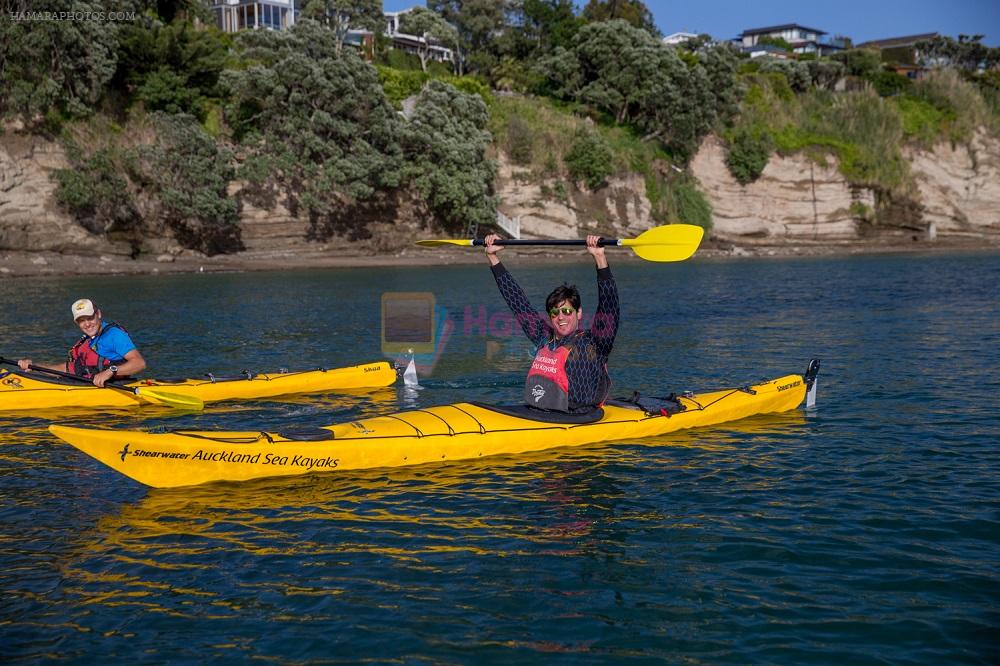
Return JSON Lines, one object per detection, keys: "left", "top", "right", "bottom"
{"left": 1, "top": 129, "right": 998, "bottom": 266}
{"left": 690, "top": 135, "right": 871, "bottom": 241}
{"left": 0, "top": 132, "right": 123, "bottom": 256}
{"left": 494, "top": 159, "right": 654, "bottom": 239}
{"left": 906, "top": 131, "right": 1000, "bottom": 238}
{"left": 689, "top": 133, "right": 1000, "bottom": 244}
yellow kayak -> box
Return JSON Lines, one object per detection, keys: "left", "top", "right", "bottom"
{"left": 0, "top": 362, "right": 397, "bottom": 412}
{"left": 48, "top": 361, "right": 819, "bottom": 488}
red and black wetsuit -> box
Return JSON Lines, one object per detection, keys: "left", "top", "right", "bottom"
{"left": 491, "top": 262, "right": 619, "bottom": 413}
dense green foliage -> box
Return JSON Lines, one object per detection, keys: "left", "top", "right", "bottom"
{"left": 53, "top": 145, "right": 137, "bottom": 236}
{"left": 114, "top": 18, "right": 229, "bottom": 121}
{"left": 398, "top": 7, "right": 458, "bottom": 72}
{"left": 223, "top": 21, "right": 405, "bottom": 218}
{"left": 3, "top": 0, "right": 998, "bottom": 252}
{"left": 0, "top": 1, "right": 119, "bottom": 121}
{"left": 580, "top": 0, "right": 658, "bottom": 37}
{"left": 404, "top": 80, "right": 497, "bottom": 232}
{"left": 539, "top": 20, "right": 741, "bottom": 159}
{"left": 724, "top": 127, "right": 773, "bottom": 184}
{"left": 135, "top": 112, "right": 240, "bottom": 254}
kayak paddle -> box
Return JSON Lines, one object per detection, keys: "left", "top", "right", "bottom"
{"left": 416, "top": 223, "right": 705, "bottom": 263}
{"left": 0, "top": 357, "right": 204, "bottom": 410}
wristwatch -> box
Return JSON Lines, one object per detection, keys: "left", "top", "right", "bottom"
{"left": 109, "top": 365, "right": 119, "bottom": 376}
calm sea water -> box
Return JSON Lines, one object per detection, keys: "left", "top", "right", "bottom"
{"left": 1, "top": 252, "right": 997, "bottom": 663}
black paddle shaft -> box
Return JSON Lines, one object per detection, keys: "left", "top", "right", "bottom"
{"left": 471, "top": 238, "right": 620, "bottom": 246}
{"left": 0, "top": 356, "right": 136, "bottom": 394}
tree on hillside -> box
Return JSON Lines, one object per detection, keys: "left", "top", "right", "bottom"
{"left": 398, "top": 7, "right": 458, "bottom": 73}
{"left": 581, "top": 0, "right": 659, "bottom": 37}
{"left": 222, "top": 21, "right": 405, "bottom": 224}
{"left": 113, "top": 18, "right": 229, "bottom": 119}
{"left": 427, "top": 0, "right": 509, "bottom": 75}
{"left": 540, "top": 19, "right": 738, "bottom": 159}
{"left": 403, "top": 80, "right": 496, "bottom": 232}
{"left": 0, "top": 1, "right": 119, "bottom": 122}
{"left": 303, "top": 0, "right": 384, "bottom": 52}
{"left": 917, "top": 34, "right": 1000, "bottom": 72}
{"left": 521, "top": 0, "right": 582, "bottom": 52}
{"left": 134, "top": 112, "right": 241, "bottom": 255}
{"left": 831, "top": 48, "right": 883, "bottom": 78}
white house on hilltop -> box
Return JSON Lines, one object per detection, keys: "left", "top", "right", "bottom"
{"left": 739, "top": 23, "right": 846, "bottom": 57}
{"left": 384, "top": 8, "right": 455, "bottom": 64}
{"left": 662, "top": 31, "right": 699, "bottom": 46}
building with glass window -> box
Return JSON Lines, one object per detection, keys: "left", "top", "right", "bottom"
{"left": 738, "top": 23, "right": 846, "bottom": 57}
{"left": 209, "top": 0, "right": 296, "bottom": 32}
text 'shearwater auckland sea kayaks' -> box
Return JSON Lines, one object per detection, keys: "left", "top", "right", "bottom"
{"left": 0, "top": 362, "right": 397, "bottom": 412}
{"left": 47, "top": 360, "right": 820, "bottom": 488}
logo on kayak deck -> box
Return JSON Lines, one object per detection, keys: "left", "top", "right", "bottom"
{"left": 777, "top": 380, "right": 802, "bottom": 392}
{"left": 350, "top": 422, "right": 374, "bottom": 434}
{"left": 119, "top": 444, "right": 130, "bottom": 462}
{"left": 2, "top": 375, "right": 23, "bottom": 389}
{"left": 531, "top": 384, "right": 545, "bottom": 403}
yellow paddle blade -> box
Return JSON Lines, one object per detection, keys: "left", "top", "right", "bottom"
{"left": 415, "top": 239, "right": 475, "bottom": 247}
{"left": 620, "top": 224, "right": 704, "bottom": 262}
{"left": 135, "top": 388, "right": 205, "bottom": 410}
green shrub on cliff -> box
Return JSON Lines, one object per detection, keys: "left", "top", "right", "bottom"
{"left": 666, "top": 178, "right": 712, "bottom": 232}
{"left": 53, "top": 145, "right": 138, "bottom": 238}
{"left": 908, "top": 69, "right": 990, "bottom": 143}
{"left": 565, "top": 130, "right": 614, "bottom": 189}
{"left": 377, "top": 66, "right": 430, "bottom": 106}
{"left": 725, "top": 127, "right": 773, "bottom": 184}
{"left": 133, "top": 112, "right": 241, "bottom": 255}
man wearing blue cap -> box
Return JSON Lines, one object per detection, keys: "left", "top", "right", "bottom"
{"left": 17, "top": 298, "right": 146, "bottom": 387}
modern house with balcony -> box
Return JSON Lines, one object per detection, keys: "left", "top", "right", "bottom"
{"left": 857, "top": 33, "right": 939, "bottom": 78}
{"left": 384, "top": 9, "right": 455, "bottom": 64}
{"left": 739, "top": 23, "right": 847, "bottom": 58}
{"left": 206, "top": 2, "right": 454, "bottom": 64}
{"left": 209, "top": 0, "right": 295, "bottom": 32}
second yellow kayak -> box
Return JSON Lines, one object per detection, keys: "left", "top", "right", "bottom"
{"left": 0, "top": 361, "right": 397, "bottom": 412}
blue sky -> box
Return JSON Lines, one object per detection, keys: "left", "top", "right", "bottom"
{"left": 383, "top": 0, "right": 1000, "bottom": 47}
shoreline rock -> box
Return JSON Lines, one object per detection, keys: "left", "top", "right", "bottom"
{"left": 2, "top": 236, "right": 996, "bottom": 278}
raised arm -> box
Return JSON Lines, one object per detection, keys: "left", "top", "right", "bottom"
{"left": 486, "top": 234, "right": 549, "bottom": 347}
{"left": 587, "top": 235, "right": 618, "bottom": 356}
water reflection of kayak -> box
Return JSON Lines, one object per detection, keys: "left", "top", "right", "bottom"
{"left": 49, "top": 361, "right": 819, "bottom": 489}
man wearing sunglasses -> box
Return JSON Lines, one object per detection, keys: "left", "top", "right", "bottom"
{"left": 17, "top": 298, "right": 146, "bottom": 388}
{"left": 484, "top": 234, "right": 619, "bottom": 414}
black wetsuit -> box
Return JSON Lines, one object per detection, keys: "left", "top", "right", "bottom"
{"left": 491, "top": 262, "right": 620, "bottom": 412}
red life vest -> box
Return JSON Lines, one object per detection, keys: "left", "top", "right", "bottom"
{"left": 67, "top": 322, "right": 127, "bottom": 378}
{"left": 523, "top": 344, "right": 571, "bottom": 411}
{"left": 523, "top": 331, "right": 612, "bottom": 412}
